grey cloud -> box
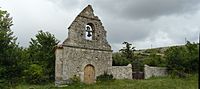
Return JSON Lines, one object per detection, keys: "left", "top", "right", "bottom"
{"left": 105, "top": 19, "right": 153, "bottom": 44}
{"left": 91, "top": 0, "right": 200, "bottom": 50}
{"left": 166, "top": 28, "right": 200, "bottom": 44}
{"left": 93, "top": 0, "right": 200, "bottom": 20}
{"left": 47, "top": 0, "right": 80, "bottom": 11}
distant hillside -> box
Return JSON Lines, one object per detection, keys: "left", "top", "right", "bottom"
{"left": 135, "top": 45, "right": 185, "bottom": 55}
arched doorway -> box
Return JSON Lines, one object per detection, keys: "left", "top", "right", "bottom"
{"left": 84, "top": 64, "right": 95, "bottom": 84}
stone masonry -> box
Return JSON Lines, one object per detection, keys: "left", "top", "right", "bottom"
{"left": 55, "top": 5, "right": 132, "bottom": 85}
{"left": 109, "top": 64, "right": 132, "bottom": 79}
{"left": 144, "top": 65, "right": 167, "bottom": 79}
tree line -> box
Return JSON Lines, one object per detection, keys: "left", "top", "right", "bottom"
{"left": 0, "top": 9, "right": 59, "bottom": 88}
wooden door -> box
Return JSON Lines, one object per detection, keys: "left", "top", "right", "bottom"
{"left": 84, "top": 65, "right": 95, "bottom": 84}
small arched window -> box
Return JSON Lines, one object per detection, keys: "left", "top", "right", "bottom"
{"left": 85, "top": 23, "right": 94, "bottom": 40}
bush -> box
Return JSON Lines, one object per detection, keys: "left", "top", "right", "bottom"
{"left": 143, "top": 53, "right": 166, "bottom": 67}
{"left": 0, "top": 80, "right": 10, "bottom": 89}
{"left": 96, "top": 72, "right": 113, "bottom": 81}
{"left": 69, "top": 75, "right": 80, "bottom": 84}
{"left": 169, "top": 70, "right": 187, "bottom": 78}
{"left": 165, "top": 41, "right": 199, "bottom": 76}
{"left": 24, "top": 64, "right": 47, "bottom": 84}
{"left": 132, "top": 58, "right": 144, "bottom": 72}
{"left": 112, "top": 52, "right": 130, "bottom": 66}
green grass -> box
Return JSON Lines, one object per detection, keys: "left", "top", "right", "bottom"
{"left": 16, "top": 74, "right": 198, "bottom": 89}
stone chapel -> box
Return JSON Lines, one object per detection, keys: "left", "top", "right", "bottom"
{"left": 55, "top": 5, "right": 132, "bottom": 85}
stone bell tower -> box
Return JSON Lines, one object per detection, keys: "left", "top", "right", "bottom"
{"left": 55, "top": 5, "right": 113, "bottom": 85}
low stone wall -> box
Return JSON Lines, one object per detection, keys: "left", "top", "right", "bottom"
{"left": 144, "top": 64, "right": 167, "bottom": 79}
{"left": 109, "top": 64, "right": 132, "bottom": 79}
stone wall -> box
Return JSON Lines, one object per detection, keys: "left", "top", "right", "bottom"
{"left": 144, "top": 64, "right": 167, "bottom": 79}
{"left": 109, "top": 64, "right": 132, "bottom": 79}
{"left": 55, "top": 47, "right": 64, "bottom": 83}
{"left": 55, "top": 5, "right": 134, "bottom": 85}
{"left": 63, "top": 46, "right": 112, "bottom": 80}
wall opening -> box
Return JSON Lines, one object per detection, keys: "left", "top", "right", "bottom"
{"left": 84, "top": 64, "right": 95, "bottom": 84}
{"left": 85, "top": 23, "right": 94, "bottom": 40}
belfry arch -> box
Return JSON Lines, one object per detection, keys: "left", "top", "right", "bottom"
{"left": 85, "top": 23, "right": 95, "bottom": 40}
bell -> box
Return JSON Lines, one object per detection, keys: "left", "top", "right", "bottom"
{"left": 87, "top": 32, "right": 92, "bottom": 37}
{"left": 86, "top": 26, "right": 92, "bottom": 37}
{"left": 86, "top": 26, "right": 90, "bottom": 31}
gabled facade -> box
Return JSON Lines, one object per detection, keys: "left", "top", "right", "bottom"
{"left": 55, "top": 5, "right": 112, "bottom": 85}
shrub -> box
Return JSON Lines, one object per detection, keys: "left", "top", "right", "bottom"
{"left": 112, "top": 52, "right": 129, "bottom": 66}
{"left": 96, "top": 72, "right": 113, "bottom": 81}
{"left": 165, "top": 41, "right": 199, "bottom": 76}
{"left": 69, "top": 75, "right": 80, "bottom": 84}
{"left": 0, "top": 79, "right": 10, "bottom": 89}
{"left": 24, "top": 64, "right": 47, "bottom": 84}
{"left": 143, "top": 53, "right": 166, "bottom": 67}
{"left": 169, "top": 69, "right": 187, "bottom": 78}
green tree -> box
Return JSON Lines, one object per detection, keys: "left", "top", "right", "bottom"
{"left": 0, "top": 9, "right": 24, "bottom": 87}
{"left": 25, "top": 30, "right": 59, "bottom": 83}
{"left": 143, "top": 53, "right": 166, "bottom": 67}
{"left": 119, "top": 42, "right": 135, "bottom": 60}
{"left": 113, "top": 42, "right": 135, "bottom": 66}
{"left": 112, "top": 52, "right": 129, "bottom": 66}
{"left": 165, "top": 41, "right": 199, "bottom": 77}
{"left": 119, "top": 42, "right": 144, "bottom": 72}
{"left": 184, "top": 41, "right": 199, "bottom": 73}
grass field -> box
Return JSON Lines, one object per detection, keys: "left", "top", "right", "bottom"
{"left": 16, "top": 74, "right": 198, "bottom": 89}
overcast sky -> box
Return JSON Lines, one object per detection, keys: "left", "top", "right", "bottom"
{"left": 0, "top": 0, "right": 200, "bottom": 51}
